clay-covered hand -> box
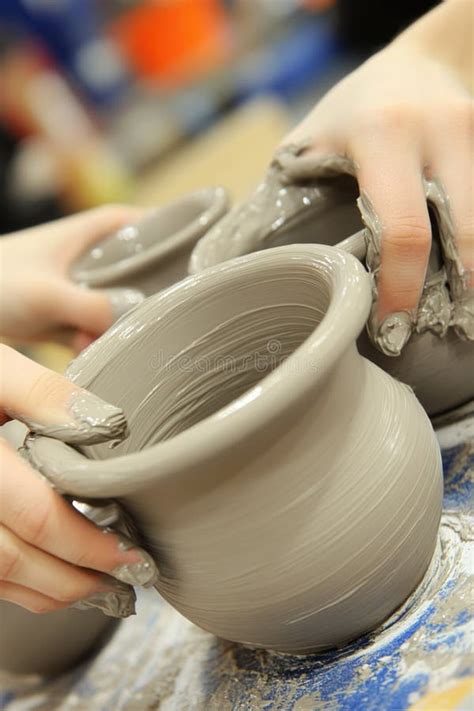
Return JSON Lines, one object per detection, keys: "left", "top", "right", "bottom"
{"left": 0, "top": 205, "right": 146, "bottom": 352}
{"left": 284, "top": 0, "right": 473, "bottom": 351}
{"left": 189, "top": 2, "right": 472, "bottom": 356}
{"left": 0, "top": 345, "right": 158, "bottom": 616}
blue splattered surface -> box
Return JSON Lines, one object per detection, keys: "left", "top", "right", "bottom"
{"left": 1, "top": 439, "right": 472, "bottom": 711}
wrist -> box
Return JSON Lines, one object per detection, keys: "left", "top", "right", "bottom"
{"left": 391, "top": 0, "right": 473, "bottom": 92}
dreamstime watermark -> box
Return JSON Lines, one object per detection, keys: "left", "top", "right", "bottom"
{"left": 147, "top": 339, "right": 320, "bottom": 376}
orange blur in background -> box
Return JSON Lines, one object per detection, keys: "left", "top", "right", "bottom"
{"left": 112, "top": 0, "right": 231, "bottom": 87}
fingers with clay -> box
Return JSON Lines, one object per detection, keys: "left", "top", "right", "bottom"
{"left": 0, "top": 345, "right": 128, "bottom": 444}
{"left": 354, "top": 140, "right": 433, "bottom": 355}
{"left": 191, "top": 2, "right": 473, "bottom": 357}
{"left": 0, "top": 346, "right": 158, "bottom": 617}
{"left": 0, "top": 205, "right": 146, "bottom": 349}
{"left": 354, "top": 99, "right": 474, "bottom": 354}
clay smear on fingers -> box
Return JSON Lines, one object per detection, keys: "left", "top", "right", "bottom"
{"left": 424, "top": 177, "right": 474, "bottom": 341}
{"left": 358, "top": 178, "right": 474, "bottom": 355}
{"left": 20, "top": 388, "right": 128, "bottom": 445}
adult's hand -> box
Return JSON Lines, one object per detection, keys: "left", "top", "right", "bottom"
{"left": 0, "top": 345, "right": 157, "bottom": 616}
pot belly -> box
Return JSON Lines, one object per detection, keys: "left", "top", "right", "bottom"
{"left": 134, "top": 357, "right": 443, "bottom": 654}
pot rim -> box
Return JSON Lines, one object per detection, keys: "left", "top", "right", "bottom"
{"left": 71, "top": 186, "right": 229, "bottom": 287}
{"left": 28, "top": 244, "right": 372, "bottom": 498}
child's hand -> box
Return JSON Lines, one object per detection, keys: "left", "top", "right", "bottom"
{"left": 0, "top": 205, "right": 146, "bottom": 351}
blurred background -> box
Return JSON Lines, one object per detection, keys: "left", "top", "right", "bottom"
{"left": 0, "top": 0, "right": 437, "bottom": 367}
{"left": 0, "top": 0, "right": 439, "bottom": 231}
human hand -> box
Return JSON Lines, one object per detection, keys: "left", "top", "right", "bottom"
{"left": 0, "top": 205, "right": 146, "bottom": 351}
{"left": 190, "top": 2, "right": 473, "bottom": 355}
{"left": 283, "top": 0, "right": 473, "bottom": 351}
{"left": 0, "top": 345, "right": 158, "bottom": 616}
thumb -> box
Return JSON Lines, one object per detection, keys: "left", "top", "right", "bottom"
{"left": 52, "top": 281, "right": 145, "bottom": 336}
{"left": 0, "top": 345, "right": 128, "bottom": 445}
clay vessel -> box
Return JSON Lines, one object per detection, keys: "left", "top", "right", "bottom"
{"left": 0, "top": 601, "right": 117, "bottom": 676}
{"left": 0, "top": 421, "right": 117, "bottom": 677}
{"left": 71, "top": 187, "right": 229, "bottom": 295}
{"left": 190, "top": 190, "right": 473, "bottom": 416}
{"left": 27, "top": 245, "right": 443, "bottom": 654}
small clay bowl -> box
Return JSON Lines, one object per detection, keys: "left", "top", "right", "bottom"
{"left": 71, "top": 187, "right": 229, "bottom": 296}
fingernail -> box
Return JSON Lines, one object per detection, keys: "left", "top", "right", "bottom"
{"left": 72, "top": 583, "right": 136, "bottom": 618}
{"left": 23, "top": 390, "right": 128, "bottom": 445}
{"left": 68, "top": 390, "right": 128, "bottom": 444}
{"left": 105, "top": 288, "right": 145, "bottom": 322}
{"left": 374, "top": 312, "right": 412, "bottom": 356}
{"left": 110, "top": 533, "right": 159, "bottom": 587}
{"left": 111, "top": 551, "right": 158, "bottom": 587}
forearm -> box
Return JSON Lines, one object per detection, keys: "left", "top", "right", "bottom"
{"left": 392, "top": 0, "right": 473, "bottom": 93}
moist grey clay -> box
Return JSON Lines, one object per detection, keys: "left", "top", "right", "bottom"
{"left": 357, "top": 183, "right": 474, "bottom": 350}
{"left": 71, "top": 187, "right": 229, "bottom": 296}
{"left": 26, "top": 245, "right": 443, "bottom": 655}
{"left": 190, "top": 142, "right": 473, "bottom": 415}
{"left": 17, "top": 389, "right": 129, "bottom": 445}
{"left": 189, "top": 144, "right": 362, "bottom": 272}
